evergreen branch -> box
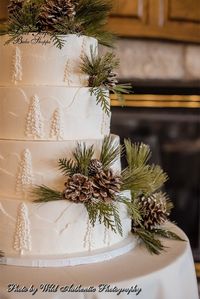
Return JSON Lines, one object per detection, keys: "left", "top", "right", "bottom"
{"left": 121, "top": 165, "right": 153, "bottom": 193}
{"left": 118, "top": 196, "right": 143, "bottom": 226}
{"left": 100, "top": 136, "right": 121, "bottom": 170}
{"left": 73, "top": 143, "right": 94, "bottom": 176}
{"left": 85, "top": 201, "right": 122, "bottom": 235}
{"left": 49, "top": 32, "right": 66, "bottom": 50}
{"left": 90, "top": 87, "right": 110, "bottom": 115}
{"left": 58, "top": 158, "right": 78, "bottom": 177}
{"left": 32, "top": 185, "right": 63, "bottom": 203}
{"left": 112, "top": 204, "right": 123, "bottom": 236}
{"left": 151, "top": 228, "right": 185, "bottom": 242}
{"left": 135, "top": 229, "right": 165, "bottom": 255}
{"left": 148, "top": 165, "right": 168, "bottom": 194}
{"left": 124, "top": 140, "right": 151, "bottom": 169}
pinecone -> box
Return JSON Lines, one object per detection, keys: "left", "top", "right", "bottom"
{"left": 92, "top": 169, "right": 122, "bottom": 202}
{"left": 63, "top": 174, "right": 93, "bottom": 203}
{"left": 38, "top": 0, "right": 76, "bottom": 31}
{"left": 88, "top": 159, "right": 103, "bottom": 176}
{"left": 104, "top": 71, "right": 118, "bottom": 89}
{"left": 8, "top": 0, "right": 24, "bottom": 16}
{"left": 135, "top": 193, "right": 170, "bottom": 231}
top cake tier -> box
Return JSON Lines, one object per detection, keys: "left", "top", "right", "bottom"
{"left": 0, "top": 34, "right": 97, "bottom": 86}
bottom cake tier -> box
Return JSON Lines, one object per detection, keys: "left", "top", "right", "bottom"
{"left": 0, "top": 191, "right": 135, "bottom": 263}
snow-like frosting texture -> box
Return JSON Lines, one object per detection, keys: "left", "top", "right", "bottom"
{"left": 0, "top": 87, "right": 110, "bottom": 140}
{"left": 0, "top": 192, "right": 132, "bottom": 256}
{"left": 0, "top": 34, "right": 97, "bottom": 86}
{"left": 0, "top": 136, "right": 121, "bottom": 200}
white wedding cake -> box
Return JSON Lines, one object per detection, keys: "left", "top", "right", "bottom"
{"left": 0, "top": 33, "right": 135, "bottom": 266}
{"left": 0, "top": 0, "right": 180, "bottom": 267}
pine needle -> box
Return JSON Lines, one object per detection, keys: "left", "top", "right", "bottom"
{"left": 151, "top": 228, "right": 185, "bottom": 242}
{"left": 73, "top": 143, "right": 94, "bottom": 176}
{"left": 135, "top": 229, "right": 166, "bottom": 255}
{"left": 58, "top": 158, "right": 78, "bottom": 177}
{"left": 124, "top": 140, "right": 151, "bottom": 169}
{"left": 85, "top": 201, "right": 122, "bottom": 235}
{"left": 100, "top": 136, "right": 121, "bottom": 170}
{"left": 90, "top": 87, "right": 110, "bottom": 115}
{"left": 32, "top": 185, "right": 63, "bottom": 203}
{"left": 118, "top": 196, "right": 143, "bottom": 226}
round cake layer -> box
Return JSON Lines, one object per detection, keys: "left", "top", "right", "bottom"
{"left": 0, "top": 193, "right": 132, "bottom": 256}
{"left": 0, "top": 34, "right": 97, "bottom": 86}
{"left": 0, "top": 86, "right": 110, "bottom": 140}
{"left": 0, "top": 136, "right": 121, "bottom": 200}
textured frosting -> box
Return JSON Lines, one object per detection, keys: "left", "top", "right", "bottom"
{"left": 0, "top": 34, "right": 97, "bottom": 86}
{"left": 0, "top": 135, "right": 121, "bottom": 200}
{"left": 0, "top": 192, "right": 132, "bottom": 256}
{"left": 0, "top": 86, "right": 110, "bottom": 140}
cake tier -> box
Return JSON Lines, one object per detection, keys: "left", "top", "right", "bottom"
{"left": 0, "top": 194, "right": 132, "bottom": 257}
{"left": 0, "top": 86, "right": 110, "bottom": 140}
{"left": 0, "top": 136, "right": 120, "bottom": 200}
{"left": 0, "top": 34, "right": 97, "bottom": 86}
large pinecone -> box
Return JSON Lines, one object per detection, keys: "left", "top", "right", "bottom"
{"left": 93, "top": 169, "right": 122, "bottom": 202}
{"left": 63, "top": 174, "right": 93, "bottom": 203}
{"left": 135, "top": 193, "right": 170, "bottom": 231}
{"left": 8, "top": 0, "right": 24, "bottom": 16}
{"left": 38, "top": 0, "right": 76, "bottom": 30}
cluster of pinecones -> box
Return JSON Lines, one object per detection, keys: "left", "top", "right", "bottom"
{"left": 8, "top": 0, "right": 77, "bottom": 29}
{"left": 133, "top": 193, "right": 170, "bottom": 231}
{"left": 63, "top": 159, "right": 122, "bottom": 204}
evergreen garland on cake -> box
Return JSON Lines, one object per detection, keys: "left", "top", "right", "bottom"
{"left": 81, "top": 49, "right": 132, "bottom": 114}
{"left": 2, "top": 0, "right": 113, "bottom": 48}
{"left": 32, "top": 136, "right": 184, "bottom": 253}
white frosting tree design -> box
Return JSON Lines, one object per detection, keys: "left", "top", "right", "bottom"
{"left": 25, "top": 95, "right": 44, "bottom": 139}
{"left": 16, "top": 149, "right": 34, "bottom": 197}
{"left": 13, "top": 203, "right": 31, "bottom": 255}
{"left": 50, "top": 108, "right": 64, "bottom": 140}
{"left": 63, "top": 59, "right": 73, "bottom": 85}
{"left": 12, "top": 46, "right": 22, "bottom": 84}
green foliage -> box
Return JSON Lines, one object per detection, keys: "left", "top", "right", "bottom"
{"left": 32, "top": 185, "right": 63, "bottom": 202}
{"left": 81, "top": 50, "right": 120, "bottom": 87}
{"left": 151, "top": 228, "right": 185, "bottom": 242}
{"left": 4, "top": 0, "right": 114, "bottom": 48}
{"left": 58, "top": 158, "right": 77, "bottom": 177}
{"left": 122, "top": 140, "right": 168, "bottom": 196}
{"left": 90, "top": 87, "right": 110, "bottom": 115}
{"left": 135, "top": 228, "right": 165, "bottom": 255}
{"left": 74, "top": 143, "right": 94, "bottom": 176}
{"left": 81, "top": 49, "right": 131, "bottom": 114}
{"left": 100, "top": 136, "right": 121, "bottom": 170}
{"left": 118, "top": 196, "right": 143, "bottom": 226}
{"left": 85, "top": 201, "right": 122, "bottom": 236}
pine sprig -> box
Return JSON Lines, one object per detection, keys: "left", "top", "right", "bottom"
{"left": 58, "top": 158, "right": 78, "bottom": 177}
{"left": 124, "top": 140, "right": 151, "bottom": 169}
{"left": 85, "top": 201, "right": 122, "bottom": 235}
{"left": 135, "top": 229, "right": 166, "bottom": 255}
{"left": 118, "top": 196, "right": 143, "bottom": 226}
{"left": 122, "top": 140, "right": 168, "bottom": 196}
{"left": 32, "top": 185, "right": 63, "bottom": 202}
{"left": 74, "top": 143, "right": 94, "bottom": 176}
{"left": 90, "top": 87, "right": 110, "bottom": 115}
{"left": 151, "top": 228, "right": 185, "bottom": 242}
{"left": 100, "top": 136, "right": 121, "bottom": 170}
{"left": 4, "top": 0, "right": 114, "bottom": 48}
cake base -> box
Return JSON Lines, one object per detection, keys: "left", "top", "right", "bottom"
{"left": 0, "top": 235, "right": 137, "bottom": 268}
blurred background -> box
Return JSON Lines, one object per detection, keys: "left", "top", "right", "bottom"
{"left": 0, "top": 0, "right": 200, "bottom": 281}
